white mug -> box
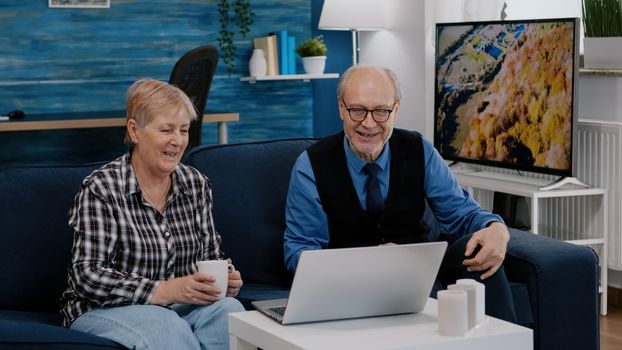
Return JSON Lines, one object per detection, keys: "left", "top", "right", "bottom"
{"left": 197, "top": 260, "right": 235, "bottom": 299}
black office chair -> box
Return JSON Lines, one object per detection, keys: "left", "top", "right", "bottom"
{"left": 169, "top": 45, "right": 219, "bottom": 151}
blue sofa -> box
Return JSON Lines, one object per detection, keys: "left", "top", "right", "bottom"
{"left": 0, "top": 138, "right": 599, "bottom": 350}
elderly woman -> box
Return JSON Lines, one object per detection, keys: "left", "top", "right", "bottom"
{"left": 60, "top": 79, "right": 244, "bottom": 350}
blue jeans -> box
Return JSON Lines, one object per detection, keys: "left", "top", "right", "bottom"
{"left": 70, "top": 297, "right": 245, "bottom": 350}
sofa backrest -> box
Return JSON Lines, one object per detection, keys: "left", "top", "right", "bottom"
{"left": 0, "top": 163, "right": 105, "bottom": 312}
{"left": 185, "top": 138, "right": 316, "bottom": 287}
{"left": 0, "top": 137, "right": 313, "bottom": 312}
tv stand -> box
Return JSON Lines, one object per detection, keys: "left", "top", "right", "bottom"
{"left": 538, "top": 177, "right": 590, "bottom": 191}
{"left": 453, "top": 169, "right": 608, "bottom": 315}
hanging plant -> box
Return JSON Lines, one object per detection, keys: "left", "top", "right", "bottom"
{"left": 218, "top": 0, "right": 255, "bottom": 75}
{"left": 234, "top": 0, "right": 254, "bottom": 37}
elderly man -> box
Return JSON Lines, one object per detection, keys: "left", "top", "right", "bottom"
{"left": 283, "top": 64, "right": 517, "bottom": 322}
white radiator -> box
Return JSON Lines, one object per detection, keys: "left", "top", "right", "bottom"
{"left": 467, "top": 119, "right": 622, "bottom": 270}
{"left": 576, "top": 120, "right": 622, "bottom": 270}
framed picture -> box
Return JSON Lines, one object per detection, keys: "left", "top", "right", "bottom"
{"left": 48, "top": 0, "right": 110, "bottom": 8}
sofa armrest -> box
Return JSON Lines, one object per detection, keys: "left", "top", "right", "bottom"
{"left": 504, "top": 228, "right": 599, "bottom": 350}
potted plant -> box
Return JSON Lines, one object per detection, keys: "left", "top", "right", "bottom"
{"left": 296, "top": 36, "right": 327, "bottom": 74}
{"left": 582, "top": 0, "right": 622, "bottom": 69}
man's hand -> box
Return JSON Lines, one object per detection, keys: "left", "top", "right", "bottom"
{"left": 149, "top": 273, "right": 222, "bottom": 306}
{"left": 462, "top": 222, "right": 510, "bottom": 280}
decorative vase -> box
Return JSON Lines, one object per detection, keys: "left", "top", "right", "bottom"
{"left": 249, "top": 49, "right": 267, "bottom": 77}
{"left": 302, "top": 56, "right": 326, "bottom": 74}
{"left": 584, "top": 38, "right": 622, "bottom": 70}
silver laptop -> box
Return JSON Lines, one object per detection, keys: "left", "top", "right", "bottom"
{"left": 252, "top": 241, "right": 447, "bottom": 324}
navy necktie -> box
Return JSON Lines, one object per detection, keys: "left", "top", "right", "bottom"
{"left": 363, "top": 163, "right": 384, "bottom": 217}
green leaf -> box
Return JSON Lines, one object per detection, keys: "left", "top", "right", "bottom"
{"left": 583, "top": 0, "right": 622, "bottom": 37}
{"left": 296, "top": 36, "right": 327, "bottom": 57}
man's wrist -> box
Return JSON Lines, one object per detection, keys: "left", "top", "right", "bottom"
{"left": 489, "top": 221, "right": 510, "bottom": 242}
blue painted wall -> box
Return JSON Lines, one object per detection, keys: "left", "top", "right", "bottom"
{"left": 0, "top": 0, "right": 344, "bottom": 167}
{"left": 0, "top": 0, "right": 350, "bottom": 167}
{"left": 311, "top": 0, "right": 351, "bottom": 137}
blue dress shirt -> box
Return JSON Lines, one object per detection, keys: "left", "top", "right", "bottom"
{"left": 284, "top": 134, "right": 502, "bottom": 273}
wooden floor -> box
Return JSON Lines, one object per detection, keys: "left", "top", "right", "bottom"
{"left": 601, "top": 305, "right": 622, "bottom": 350}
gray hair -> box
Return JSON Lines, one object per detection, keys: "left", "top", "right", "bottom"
{"left": 124, "top": 79, "right": 197, "bottom": 147}
{"left": 337, "top": 64, "right": 402, "bottom": 102}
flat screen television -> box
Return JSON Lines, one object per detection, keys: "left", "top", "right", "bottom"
{"left": 433, "top": 18, "right": 580, "bottom": 178}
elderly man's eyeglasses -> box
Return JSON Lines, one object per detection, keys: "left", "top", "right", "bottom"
{"left": 341, "top": 99, "right": 396, "bottom": 123}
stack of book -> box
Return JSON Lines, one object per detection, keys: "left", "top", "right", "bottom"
{"left": 253, "top": 30, "right": 297, "bottom": 76}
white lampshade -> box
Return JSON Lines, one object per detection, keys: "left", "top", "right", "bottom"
{"left": 318, "top": 0, "right": 389, "bottom": 31}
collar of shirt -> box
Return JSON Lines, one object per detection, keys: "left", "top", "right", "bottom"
{"left": 121, "top": 153, "right": 192, "bottom": 200}
{"left": 342, "top": 135, "right": 391, "bottom": 173}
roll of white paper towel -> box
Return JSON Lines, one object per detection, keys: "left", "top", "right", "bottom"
{"left": 437, "top": 289, "right": 468, "bottom": 336}
{"left": 448, "top": 283, "right": 477, "bottom": 329}
{"left": 457, "top": 278, "right": 485, "bottom": 325}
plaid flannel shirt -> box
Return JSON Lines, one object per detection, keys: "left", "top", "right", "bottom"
{"left": 60, "top": 153, "right": 222, "bottom": 327}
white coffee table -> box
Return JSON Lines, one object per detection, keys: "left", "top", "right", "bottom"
{"left": 228, "top": 298, "right": 533, "bottom": 350}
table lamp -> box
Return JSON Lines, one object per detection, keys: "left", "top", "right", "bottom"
{"left": 318, "top": 0, "right": 389, "bottom": 65}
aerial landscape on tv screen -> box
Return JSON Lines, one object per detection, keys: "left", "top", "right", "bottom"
{"left": 434, "top": 21, "right": 574, "bottom": 172}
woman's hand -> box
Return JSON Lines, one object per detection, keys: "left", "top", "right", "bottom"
{"left": 226, "top": 259, "right": 243, "bottom": 297}
{"left": 149, "top": 273, "right": 222, "bottom": 306}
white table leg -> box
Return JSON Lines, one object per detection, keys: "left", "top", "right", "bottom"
{"left": 601, "top": 193, "right": 608, "bottom": 316}
{"left": 531, "top": 196, "right": 539, "bottom": 234}
{"left": 229, "top": 335, "right": 256, "bottom": 350}
{"left": 218, "top": 122, "right": 228, "bottom": 144}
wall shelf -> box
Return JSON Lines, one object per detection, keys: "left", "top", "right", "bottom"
{"left": 240, "top": 73, "right": 339, "bottom": 84}
{"left": 579, "top": 68, "right": 622, "bottom": 77}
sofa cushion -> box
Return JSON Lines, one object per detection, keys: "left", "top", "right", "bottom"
{"left": 0, "top": 310, "right": 123, "bottom": 349}
{"left": 0, "top": 163, "right": 105, "bottom": 312}
{"left": 185, "top": 138, "right": 316, "bottom": 287}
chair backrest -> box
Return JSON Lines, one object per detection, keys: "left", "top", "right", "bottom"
{"left": 169, "top": 45, "right": 218, "bottom": 150}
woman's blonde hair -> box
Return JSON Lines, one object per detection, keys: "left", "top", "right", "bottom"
{"left": 124, "top": 79, "right": 197, "bottom": 147}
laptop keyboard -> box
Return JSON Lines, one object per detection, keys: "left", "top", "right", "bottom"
{"left": 269, "top": 306, "right": 287, "bottom": 317}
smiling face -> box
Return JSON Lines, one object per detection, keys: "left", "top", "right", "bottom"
{"left": 339, "top": 67, "right": 399, "bottom": 162}
{"left": 124, "top": 79, "right": 196, "bottom": 180}
{"left": 128, "top": 108, "right": 190, "bottom": 178}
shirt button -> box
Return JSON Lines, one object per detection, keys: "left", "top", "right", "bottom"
{"left": 164, "top": 231, "right": 170, "bottom": 237}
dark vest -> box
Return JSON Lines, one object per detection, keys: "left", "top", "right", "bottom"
{"left": 308, "top": 129, "right": 432, "bottom": 248}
